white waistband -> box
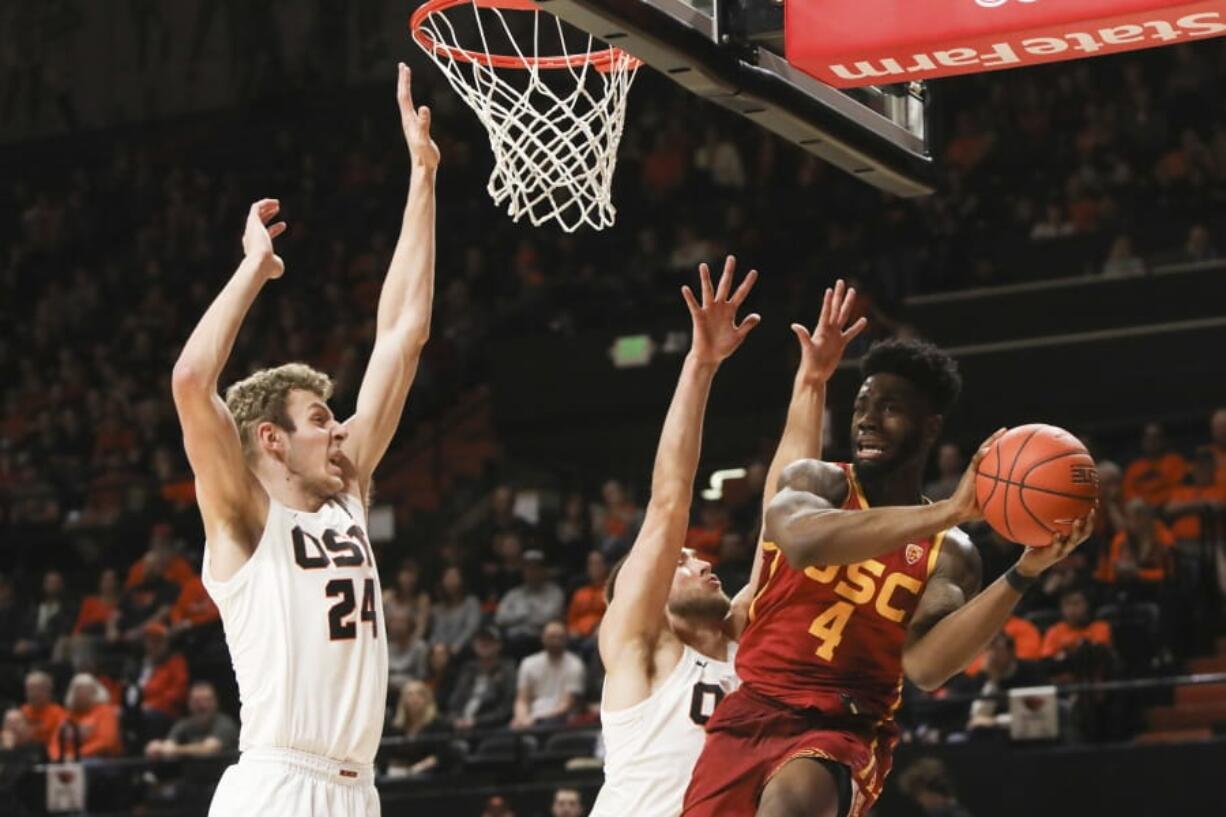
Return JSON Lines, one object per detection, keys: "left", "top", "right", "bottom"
{"left": 239, "top": 746, "right": 374, "bottom": 785}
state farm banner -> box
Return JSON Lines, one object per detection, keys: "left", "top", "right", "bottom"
{"left": 786, "top": 0, "right": 1226, "bottom": 88}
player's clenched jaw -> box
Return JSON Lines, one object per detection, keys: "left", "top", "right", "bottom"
{"left": 849, "top": 373, "right": 934, "bottom": 482}
{"left": 271, "top": 389, "right": 350, "bottom": 499}
{"left": 666, "top": 549, "right": 730, "bottom": 622}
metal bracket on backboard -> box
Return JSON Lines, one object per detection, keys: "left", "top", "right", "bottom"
{"left": 533, "top": 0, "right": 936, "bottom": 196}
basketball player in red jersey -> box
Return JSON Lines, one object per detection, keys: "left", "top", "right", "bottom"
{"left": 682, "top": 338, "right": 1095, "bottom": 817}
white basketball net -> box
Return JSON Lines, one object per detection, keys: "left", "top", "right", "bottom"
{"left": 413, "top": 2, "right": 639, "bottom": 232}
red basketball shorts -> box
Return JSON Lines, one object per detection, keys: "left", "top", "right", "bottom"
{"left": 681, "top": 685, "right": 897, "bottom": 817}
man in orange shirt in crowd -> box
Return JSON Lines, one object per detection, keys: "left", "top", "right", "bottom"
{"left": 20, "top": 670, "right": 65, "bottom": 746}
{"left": 73, "top": 568, "right": 121, "bottom": 637}
{"left": 963, "top": 616, "right": 1042, "bottom": 676}
{"left": 1166, "top": 447, "right": 1226, "bottom": 545}
{"left": 49, "top": 674, "right": 122, "bottom": 761}
{"left": 684, "top": 501, "right": 728, "bottom": 566}
{"left": 1098, "top": 499, "right": 1176, "bottom": 601}
{"left": 1123, "top": 423, "right": 1188, "bottom": 507}
{"left": 169, "top": 575, "right": 220, "bottom": 636}
{"left": 566, "top": 550, "right": 609, "bottom": 643}
{"left": 125, "top": 523, "right": 195, "bottom": 590}
{"left": 1040, "top": 587, "right": 1112, "bottom": 660}
{"left": 134, "top": 623, "right": 189, "bottom": 740}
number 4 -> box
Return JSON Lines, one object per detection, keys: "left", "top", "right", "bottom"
{"left": 326, "top": 578, "right": 378, "bottom": 641}
{"left": 809, "top": 601, "right": 854, "bottom": 661}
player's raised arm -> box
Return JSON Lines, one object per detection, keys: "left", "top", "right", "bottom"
{"left": 599, "top": 258, "right": 760, "bottom": 668}
{"left": 765, "top": 428, "right": 1007, "bottom": 568}
{"left": 725, "top": 280, "right": 866, "bottom": 636}
{"left": 171, "top": 199, "right": 285, "bottom": 556}
{"left": 342, "top": 64, "right": 440, "bottom": 503}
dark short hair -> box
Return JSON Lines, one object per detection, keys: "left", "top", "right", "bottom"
{"left": 1060, "top": 585, "right": 1090, "bottom": 604}
{"left": 860, "top": 338, "right": 962, "bottom": 415}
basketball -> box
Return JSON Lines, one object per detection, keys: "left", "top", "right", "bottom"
{"left": 975, "top": 424, "right": 1098, "bottom": 548}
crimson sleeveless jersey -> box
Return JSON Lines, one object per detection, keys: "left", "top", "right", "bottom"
{"left": 736, "top": 464, "right": 948, "bottom": 720}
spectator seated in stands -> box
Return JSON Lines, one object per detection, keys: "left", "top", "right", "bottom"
{"left": 383, "top": 558, "right": 431, "bottom": 641}
{"left": 1123, "top": 422, "right": 1188, "bottom": 507}
{"left": 1041, "top": 587, "right": 1116, "bottom": 682}
{"left": 495, "top": 550, "right": 564, "bottom": 658}
{"left": 388, "top": 607, "right": 429, "bottom": 691}
{"left": 424, "top": 643, "right": 458, "bottom": 709}
{"left": 49, "top": 673, "right": 122, "bottom": 761}
{"left": 431, "top": 567, "right": 482, "bottom": 655}
{"left": 144, "top": 681, "right": 237, "bottom": 760}
{"left": 898, "top": 757, "right": 976, "bottom": 817}
{"left": 0, "top": 573, "right": 22, "bottom": 658}
{"left": 965, "top": 633, "right": 1048, "bottom": 737}
{"left": 511, "top": 621, "right": 585, "bottom": 730}
{"left": 447, "top": 627, "right": 517, "bottom": 733}
{"left": 481, "top": 531, "right": 528, "bottom": 610}
{"left": 565, "top": 551, "right": 608, "bottom": 646}
{"left": 591, "top": 479, "right": 643, "bottom": 562}
{"left": 21, "top": 670, "right": 65, "bottom": 747}
{"left": 1165, "top": 446, "right": 1226, "bottom": 547}
{"left": 963, "top": 616, "right": 1042, "bottom": 676}
{"left": 12, "top": 570, "right": 74, "bottom": 663}
{"left": 74, "top": 568, "right": 121, "bottom": 640}
{"left": 387, "top": 680, "right": 454, "bottom": 778}
{"left": 126, "top": 523, "right": 195, "bottom": 590}
{"left": 924, "top": 442, "right": 964, "bottom": 501}
{"left": 553, "top": 492, "right": 593, "bottom": 575}
{"left": 132, "top": 623, "right": 189, "bottom": 741}
{"left": 1097, "top": 499, "right": 1176, "bottom": 603}
{"left": 1101, "top": 234, "right": 1147, "bottom": 277}
{"left": 550, "top": 787, "right": 586, "bottom": 817}
{"left": 168, "top": 574, "right": 220, "bottom": 640}
{"left": 116, "top": 550, "right": 181, "bottom": 644}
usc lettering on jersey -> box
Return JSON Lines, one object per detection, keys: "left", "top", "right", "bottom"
{"left": 736, "top": 464, "right": 946, "bottom": 720}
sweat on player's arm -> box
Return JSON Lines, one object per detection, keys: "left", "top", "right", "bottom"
{"left": 341, "top": 63, "right": 439, "bottom": 501}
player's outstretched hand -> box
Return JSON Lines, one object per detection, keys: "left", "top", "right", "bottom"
{"left": 682, "top": 255, "right": 761, "bottom": 365}
{"left": 944, "top": 427, "right": 1008, "bottom": 524}
{"left": 791, "top": 278, "right": 868, "bottom": 386}
{"left": 1015, "top": 507, "right": 1096, "bottom": 577}
{"left": 398, "top": 63, "right": 440, "bottom": 171}
{"left": 242, "top": 198, "right": 286, "bottom": 279}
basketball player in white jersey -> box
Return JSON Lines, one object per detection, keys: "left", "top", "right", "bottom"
{"left": 170, "top": 64, "right": 437, "bottom": 817}
{"left": 592, "top": 270, "right": 866, "bottom": 817}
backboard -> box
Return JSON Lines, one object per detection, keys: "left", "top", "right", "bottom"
{"left": 533, "top": 0, "right": 936, "bottom": 196}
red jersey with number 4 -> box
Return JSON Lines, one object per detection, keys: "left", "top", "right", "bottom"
{"left": 736, "top": 464, "right": 947, "bottom": 720}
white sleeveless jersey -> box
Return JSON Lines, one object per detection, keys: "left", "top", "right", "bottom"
{"left": 202, "top": 494, "right": 388, "bottom": 765}
{"left": 591, "top": 643, "right": 739, "bottom": 817}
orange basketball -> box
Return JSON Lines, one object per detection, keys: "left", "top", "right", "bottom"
{"left": 974, "top": 424, "right": 1098, "bottom": 548}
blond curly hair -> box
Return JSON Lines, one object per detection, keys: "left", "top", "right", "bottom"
{"left": 224, "top": 363, "right": 333, "bottom": 458}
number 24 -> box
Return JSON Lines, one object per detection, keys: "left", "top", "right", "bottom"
{"left": 326, "top": 578, "right": 378, "bottom": 641}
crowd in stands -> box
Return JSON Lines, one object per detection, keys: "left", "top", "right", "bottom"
{"left": 2, "top": 408, "right": 1224, "bottom": 778}
{"left": 2, "top": 18, "right": 1226, "bottom": 814}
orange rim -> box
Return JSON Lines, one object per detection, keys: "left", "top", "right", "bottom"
{"left": 410, "top": 0, "right": 641, "bottom": 72}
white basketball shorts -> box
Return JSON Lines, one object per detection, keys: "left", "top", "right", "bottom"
{"left": 207, "top": 747, "right": 380, "bottom": 817}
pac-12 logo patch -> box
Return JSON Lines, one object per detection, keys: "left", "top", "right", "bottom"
{"left": 905, "top": 544, "right": 924, "bottom": 565}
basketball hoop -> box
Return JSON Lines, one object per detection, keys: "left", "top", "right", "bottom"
{"left": 411, "top": 0, "right": 640, "bottom": 232}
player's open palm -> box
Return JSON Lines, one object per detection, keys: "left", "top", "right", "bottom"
{"left": 242, "top": 198, "right": 286, "bottom": 279}
{"left": 792, "top": 278, "right": 868, "bottom": 385}
{"left": 682, "top": 256, "right": 761, "bottom": 365}
{"left": 398, "top": 63, "right": 440, "bottom": 170}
